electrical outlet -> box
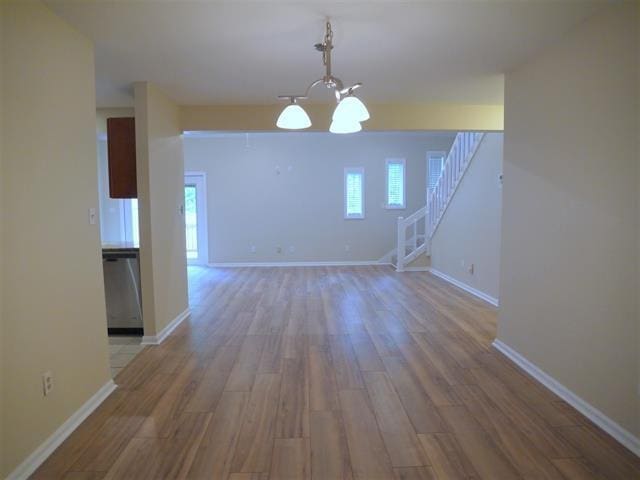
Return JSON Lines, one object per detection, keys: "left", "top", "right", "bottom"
{"left": 250, "top": 245, "right": 257, "bottom": 253}
{"left": 42, "top": 371, "right": 53, "bottom": 396}
{"left": 276, "top": 246, "right": 282, "bottom": 254}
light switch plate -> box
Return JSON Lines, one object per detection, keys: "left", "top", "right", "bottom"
{"left": 88, "top": 208, "right": 97, "bottom": 225}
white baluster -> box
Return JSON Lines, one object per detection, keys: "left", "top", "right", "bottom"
{"left": 396, "top": 217, "right": 405, "bottom": 272}
{"left": 412, "top": 222, "right": 417, "bottom": 252}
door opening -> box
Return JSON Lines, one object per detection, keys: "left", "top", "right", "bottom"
{"left": 184, "top": 172, "right": 208, "bottom": 265}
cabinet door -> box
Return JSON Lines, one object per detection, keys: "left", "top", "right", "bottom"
{"left": 107, "top": 117, "right": 137, "bottom": 198}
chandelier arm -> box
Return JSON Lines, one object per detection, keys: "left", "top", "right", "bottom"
{"left": 303, "top": 78, "right": 325, "bottom": 97}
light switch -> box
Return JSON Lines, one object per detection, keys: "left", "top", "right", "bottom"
{"left": 88, "top": 208, "right": 97, "bottom": 225}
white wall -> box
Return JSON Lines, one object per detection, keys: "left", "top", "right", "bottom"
{"left": 431, "top": 133, "right": 503, "bottom": 301}
{"left": 500, "top": 1, "right": 639, "bottom": 438}
{"left": 183, "top": 132, "right": 455, "bottom": 263}
{"left": 1, "top": 2, "right": 111, "bottom": 475}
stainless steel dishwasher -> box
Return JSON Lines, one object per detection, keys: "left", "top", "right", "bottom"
{"left": 102, "top": 247, "right": 143, "bottom": 335}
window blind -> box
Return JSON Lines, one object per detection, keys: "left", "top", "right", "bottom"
{"left": 344, "top": 168, "right": 364, "bottom": 219}
{"left": 386, "top": 159, "right": 405, "bottom": 208}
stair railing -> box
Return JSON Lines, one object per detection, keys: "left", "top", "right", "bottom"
{"left": 396, "top": 206, "right": 428, "bottom": 272}
{"left": 394, "top": 132, "right": 484, "bottom": 272}
{"left": 427, "top": 132, "right": 484, "bottom": 238}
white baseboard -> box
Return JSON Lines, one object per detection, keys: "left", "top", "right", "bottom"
{"left": 208, "top": 261, "right": 388, "bottom": 268}
{"left": 7, "top": 380, "right": 117, "bottom": 480}
{"left": 428, "top": 268, "right": 499, "bottom": 307}
{"left": 493, "top": 339, "right": 640, "bottom": 458}
{"left": 141, "top": 308, "right": 190, "bottom": 345}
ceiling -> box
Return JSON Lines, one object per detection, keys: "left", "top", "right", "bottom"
{"left": 45, "top": 0, "right": 607, "bottom": 107}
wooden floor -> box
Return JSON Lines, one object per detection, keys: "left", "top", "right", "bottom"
{"left": 34, "top": 266, "right": 640, "bottom": 479}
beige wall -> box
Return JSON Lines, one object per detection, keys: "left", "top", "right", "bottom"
{"left": 0, "top": 2, "right": 4, "bottom": 473}
{"left": 181, "top": 103, "right": 504, "bottom": 133}
{"left": 499, "top": 2, "right": 639, "bottom": 437}
{"left": 96, "top": 107, "right": 134, "bottom": 136}
{"left": 183, "top": 132, "right": 455, "bottom": 263}
{"left": 1, "top": 2, "right": 111, "bottom": 476}
{"left": 431, "top": 133, "right": 503, "bottom": 301}
{"left": 135, "top": 82, "right": 189, "bottom": 336}
{"left": 637, "top": 5, "right": 640, "bottom": 415}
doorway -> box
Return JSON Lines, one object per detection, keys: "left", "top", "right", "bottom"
{"left": 184, "top": 172, "right": 209, "bottom": 265}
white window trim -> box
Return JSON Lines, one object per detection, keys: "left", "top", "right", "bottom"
{"left": 385, "top": 158, "right": 406, "bottom": 209}
{"left": 344, "top": 167, "right": 365, "bottom": 220}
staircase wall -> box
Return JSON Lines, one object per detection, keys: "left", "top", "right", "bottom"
{"left": 430, "top": 133, "right": 503, "bottom": 301}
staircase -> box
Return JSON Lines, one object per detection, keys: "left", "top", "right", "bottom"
{"left": 393, "top": 132, "right": 484, "bottom": 272}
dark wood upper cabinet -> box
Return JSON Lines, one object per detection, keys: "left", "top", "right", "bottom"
{"left": 107, "top": 117, "right": 137, "bottom": 198}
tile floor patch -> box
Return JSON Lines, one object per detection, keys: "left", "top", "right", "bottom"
{"left": 108, "top": 335, "right": 143, "bottom": 380}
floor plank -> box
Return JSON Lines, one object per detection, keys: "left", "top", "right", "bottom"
{"left": 381, "top": 356, "right": 447, "bottom": 434}
{"left": 418, "top": 433, "right": 476, "bottom": 480}
{"left": 231, "top": 373, "right": 281, "bottom": 474}
{"left": 438, "top": 405, "right": 520, "bottom": 479}
{"left": 393, "top": 466, "right": 436, "bottom": 480}
{"left": 338, "top": 388, "right": 395, "bottom": 479}
{"left": 308, "top": 345, "right": 340, "bottom": 411}
{"left": 309, "top": 410, "right": 353, "bottom": 480}
{"left": 362, "top": 371, "right": 429, "bottom": 467}
{"left": 187, "top": 391, "right": 249, "bottom": 479}
{"left": 556, "top": 425, "right": 640, "bottom": 479}
{"left": 275, "top": 356, "right": 310, "bottom": 438}
{"left": 270, "top": 438, "right": 311, "bottom": 480}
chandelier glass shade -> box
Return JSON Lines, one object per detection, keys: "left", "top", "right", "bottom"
{"left": 329, "top": 116, "right": 362, "bottom": 134}
{"left": 276, "top": 101, "right": 312, "bottom": 130}
{"left": 276, "top": 21, "right": 369, "bottom": 134}
{"left": 333, "top": 96, "right": 370, "bottom": 123}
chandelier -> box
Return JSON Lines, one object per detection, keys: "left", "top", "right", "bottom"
{"left": 276, "top": 21, "right": 370, "bottom": 134}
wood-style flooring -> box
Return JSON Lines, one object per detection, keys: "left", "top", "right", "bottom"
{"left": 33, "top": 266, "right": 640, "bottom": 479}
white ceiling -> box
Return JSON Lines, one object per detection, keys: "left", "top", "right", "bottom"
{"left": 45, "top": 0, "right": 606, "bottom": 107}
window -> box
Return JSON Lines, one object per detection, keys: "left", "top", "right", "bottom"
{"left": 123, "top": 199, "right": 139, "bottom": 246}
{"left": 344, "top": 167, "right": 364, "bottom": 219}
{"left": 427, "top": 151, "right": 446, "bottom": 191}
{"left": 184, "top": 172, "right": 209, "bottom": 264}
{"left": 385, "top": 158, "right": 406, "bottom": 209}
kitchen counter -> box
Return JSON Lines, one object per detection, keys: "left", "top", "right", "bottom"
{"left": 102, "top": 241, "right": 139, "bottom": 253}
